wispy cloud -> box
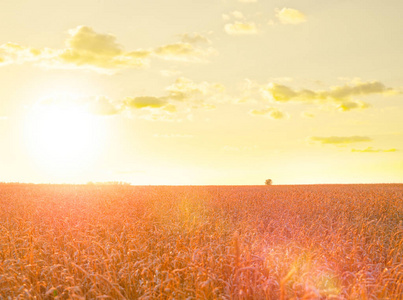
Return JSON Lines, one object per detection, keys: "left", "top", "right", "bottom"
{"left": 275, "top": 8, "right": 306, "bottom": 25}
{"left": 179, "top": 33, "right": 211, "bottom": 45}
{"left": 249, "top": 107, "right": 286, "bottom": 119}
{"left": 154, "top": 42, "right": 213, "bottom": 62}
{"left": 165, "top": 77, "right": 226, "bottom": 107}
{"left": 43, "top": 77, "right": 226, "bottom": 121}
{"left": 124, "top": 96, "right": 168, "bottom": 109}
{"left": 88, "top": 96, "right": 122, "bottom": 116}
{"left": 0, "top": 42, "right": 52, "bottom": 66}
{"left": 222, "top": 7, "right": 306, "bottom": 36}
{"left": 225, "top": 21, "right": 258, "bottom": 35}
{"left": 160, "top": 69, "right": 182, "bottom": 77}
{"left": 262, "top": 80, "right": 397, "bottom": 111}
{"left": 223, "top": 11, "right": 258, "bottom": 35}
{"left": 352, "top": 147, "right": 397, "bottom": 153}
{"left": 0, "top": 26, "right": 215, "bottom": 72}
{"left": 309, "top": 136, "right": 372, "bottom": 145}
{"left": 301, "top": 111, "right": 315, "bottom": 118}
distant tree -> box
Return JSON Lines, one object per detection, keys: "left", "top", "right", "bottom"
{"left": 265, "top": 179, "right": 272, "bottom": 185}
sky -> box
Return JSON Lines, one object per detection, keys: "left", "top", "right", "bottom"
{"left": 0, "top": 0, "right": 402, "bottom": 185}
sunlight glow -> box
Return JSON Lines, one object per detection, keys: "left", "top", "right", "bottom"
{"left": 24, "top": 102, "right": 105, "bottom": 181}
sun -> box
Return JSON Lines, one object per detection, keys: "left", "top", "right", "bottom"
{"left": 24, "top": 102, "right": 105, "bottom": 182}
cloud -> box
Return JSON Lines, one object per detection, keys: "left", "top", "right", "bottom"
{"left": 98, "top": 95, "right": 179, "bottom": 121}
{"left": 309, "top": 136, "right": 372, "bottom": 145}
{"left": 92, "top": 77, "right": 224, "bottom": 120}
{"left": 56, "top": 26, "right": 152, "bottom": 70}
{"left": 140, "top": 76, "right": 229, "bottom": 119}
{"left": 352, "top": 147, "right": 397, "bottom": 153}
{"left": 110, "top": 77, "right": 225, "bottom": 119}
{"left": 135, "top": 106, "right": 179, "bottom": 122}
{"left": 262, "top": 80, "right": 396, "bottom": 111}
{"left": 125, "top": 96, "right": 168, "bottom": 109}
{"left": 65, "top": 26, "right": 122, "bottom": 56}
{"left": 337, "top": 100, "right": 370, "bottom": 111}
{"left": 301, "top": 111, "right": 315, "bottom": 118}
{"left": 275, "top": 8, "right": 306, "bottom": 24}
{"left": 249, "top": 107, "right": 286, "bottom": 119}
{"left": 0, "top": 42, "right": 49, "bottom": 66}
{"left": 225, "top": 21, "right": 258, "bottom": 35}
{"left": 0, "top": 26, "right": 148, "bottom": 71}
{"left": 223, "top": 11, "right": 246, "bottom": 21}
{"left": 166, "top": 77, "right": 226, "bottom": 106}
{"left": 84, "top": 95, "right": 177, "bottom": 120}
{"left": 0, "top": 26, "right": 215, "bottom": 72}
{"left": 154, "top": 42, "right": 213, "bottom": 62}
{"left": 179, "top": 33, "right": 211, "bottom": 44}
{"left": 235, "top": 78, "right": 263, "bottom": 103}
{"left": 88, "top": 96, "right": 122, "bottom": 116}
{"left": 30, "top": 76, "right": 228, "bottom": 122}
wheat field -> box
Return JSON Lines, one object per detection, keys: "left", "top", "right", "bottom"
{"left": 0, "top": 184, "right": 402, "bottom": 299}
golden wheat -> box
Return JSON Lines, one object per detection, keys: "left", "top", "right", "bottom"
{"left": 0, "top": 183, "right": 402, "bottom": 299}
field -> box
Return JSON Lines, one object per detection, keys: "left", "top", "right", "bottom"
{"left": 0, "top": 184, "right": 402, "bottom": 299}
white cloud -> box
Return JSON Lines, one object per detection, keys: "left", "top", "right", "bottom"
{"left": 57, "top": 26, "right": 150, "bottom": 70}
{"left": 276, "top": 8, "right": 306, "bottom": 25}
{"left": 0, "top": 26, "right": 215, "bottom": 72}
{"left": 352, "top": 147, "right": 397, "bottom": 153}
{"left": 65, "top": 26, "right": 122, "bottom": 56}
{"left": 0, "top": 42, "right": 49, "bottom": 66}
{"left": 225, "top": 21, "right": 258, "bottom": 35}
{"left": 154, "top": 42, "right": 213, "bottom": 62}
{"left": 309, "top": 136, "right": 372, "bottom": 145}
{"left": 88, "top": 96, "right": 122, "bottom": 116}
{"left": 125, "top": 96, "right": 168, "bottom": 109}
{"left": 166, "top": 77, "right": 226, "bottom": 106}
{"left": 249, "top": 107, "right": 286, "bottom": 119}
{"left": 262, "top": 80, "right": 397, "bottom": 111}
{"left": 80, "top": 77, "right": 226, "bottom": 121}
{"left": 301, "top": 112, "right": 315, "bottom": 118}
{"left": 180, "top": 33, "right": 211, "bottom": 44}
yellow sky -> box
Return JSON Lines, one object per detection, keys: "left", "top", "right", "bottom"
{"left": 0, "top": 0, "right": 402, "bottom": 184}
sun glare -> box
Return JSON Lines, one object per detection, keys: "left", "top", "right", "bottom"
{"left": 24, "top": 103, "right": 104, "bottom": 182}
